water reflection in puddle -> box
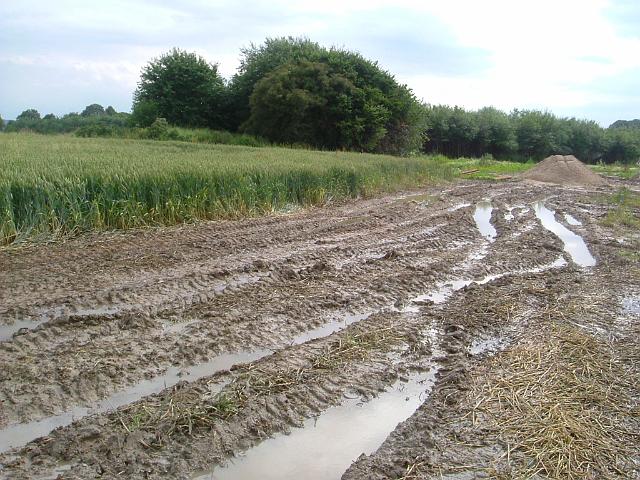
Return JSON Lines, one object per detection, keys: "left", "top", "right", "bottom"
{"left": 473, "top": 201, "right": 497, "bottom": 242}
{"left": 564, "top": 213, "right": 582, "bottom": 226}
{"left": 623, "top": 297, "right": 640, "bottom": 315}
{"left": 404, "top": 256, "right": 567, "bottom": 313}
{"left": 533, "top": 202, "right": 595, "bottom": 267}
{"left": 194, "top": 366, "right": 439, "bottom": 480}
{"left": 0, "top": 313, "right": 373, "bottom": 454}
{"left": 469, "top": 336, "right": 506, "bottom": 356}
{"left": 0, "top": 319, "right": 44, "bottom": 342}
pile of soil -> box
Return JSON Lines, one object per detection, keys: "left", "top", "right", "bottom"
{"left": 521, "top": 155, "right": 608, "bottom": 186}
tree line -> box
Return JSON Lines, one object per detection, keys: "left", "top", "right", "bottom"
{"left": 3, "top": 37, "right": 639, "bottom": 163}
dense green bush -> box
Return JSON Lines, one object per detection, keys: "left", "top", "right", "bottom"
{"left": 132, "top": 48, "right": 227, "bottom": 129}
{"left": 230, "top": 37, "right": 422, "bottom": 155}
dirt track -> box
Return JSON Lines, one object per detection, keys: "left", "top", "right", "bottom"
{"left": 0, "top": 179, "right": 638, "bottom": 479}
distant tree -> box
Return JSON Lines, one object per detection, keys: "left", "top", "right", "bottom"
{"left": 228, "top": 37, "right": 325, "bottom": 130}
{"left": 564, "top": 118, "right": 605, "bottom": 163}
{"left": 604, "top": 128, "right": 640, "bottom": 164}
{"left": 473, "top": 107, "right": 517, "bottom": 158}
{"left": 81, "top": 104, "right": 105, "bottom": 117}
{"left": 609, "top": 119, "right": 640, "bottom": 129}
{"left": 129, "top": 100, "right": 160, "bottom": 128}
{"left": 105, "top": 106, "right": 117, "bottom": 115}
{"left": 133, "top": 48, "right": 227, "bottom": 128}
{"left": 0, "top": 114, "right": 4, "bottom": 130}
{"left": 511, "top": 110, "right": 569, "bottom": 160}
{"left": 244, "top": 61, "right": 356, "bottom": 148}
{"left": 43, "top": 113, "right": 57, "bottom": 120}
{"left": 17, "top": 109, "right": 41, "bottom": 121}
{"left": 239, "top": 38, "right": 423, "bottom": 154}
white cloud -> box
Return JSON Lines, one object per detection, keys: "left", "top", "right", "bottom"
{"left": 0, "top": 0, "right": 638, "bottom": 123}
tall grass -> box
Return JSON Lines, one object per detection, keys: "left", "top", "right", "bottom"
{"left": 0, "top": 134, "right": 454, "bottom": 245}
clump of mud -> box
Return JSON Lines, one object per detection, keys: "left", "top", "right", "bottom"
{"left": 521, "top": 155, "right": 608, "bottom": 187}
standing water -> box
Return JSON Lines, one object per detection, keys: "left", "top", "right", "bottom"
{"left": 193, "top": 367, "right": 438, "bottom": 480}
{"left": 473, "top": 201, "right": 497, "bottom": 242}
{"left": 533, "top": 202, "right": 596, "bottom": 267}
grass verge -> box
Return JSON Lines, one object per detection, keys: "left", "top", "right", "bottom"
{"left": 591, "top": 163, "right": 640, "bottom": 180}
{"left": 601, "top": 188, "right": 640, "bottom": 229}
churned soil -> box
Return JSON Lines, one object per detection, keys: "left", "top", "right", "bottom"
{"left": 0, "top": 176, "right": 637, "bottom": 480}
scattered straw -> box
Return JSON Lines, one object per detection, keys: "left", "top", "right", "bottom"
{"left": 114, "top": 325, "right": 404, "bottom": 447}
{"left": 471, "top": 323, "right": 638, "bottom": 479}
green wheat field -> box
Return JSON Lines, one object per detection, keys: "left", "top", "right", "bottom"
{"left": 1, "top": 134, "right": 468, "bottom": 245}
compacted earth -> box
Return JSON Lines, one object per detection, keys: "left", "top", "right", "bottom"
{"left": 0, "top": 177, "right": 638, "bottom": 479}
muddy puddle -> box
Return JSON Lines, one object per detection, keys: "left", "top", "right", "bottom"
{"left": 448, "top": 202, "right": 471, "bottom": 212}
{"left": 0, "top": 319, "right": 44, "bottom": 342}
{"left": 533, "top": 202, "right": 595, "bottom": 267}
{"left": 404, "top": 256, "right": 567, "bottom": 314}
{"left": 564, "top": 213, "right": 582, "bottom": 226}
{"left": 622, "top": 297, "right": 640, "bottom": 315}
{"left": 194, "top": 365, "right": 439, "bottom": 480}
{"left": 469, "top": 336, "right": 506, "bottom": 356}
{"left": 472, "top": 201, "right": 497, "bottom": 242}
{"left": 0, "top": 349, "right": 265, "bottom": 453}
{"left": 0, "top": 312, "right": 375, "bottom": 454}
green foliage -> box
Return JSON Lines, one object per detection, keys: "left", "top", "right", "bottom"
{"left": 6, "top": 111, "right": 131, "bottom": 135}
{"left": 601, "top": 188, "right": 640, "bottom": 229}
{"left": 423, "top": 105, "right": 640, "bottom": 164}
{"left": 130, "top": 100, "right": 159, "bottom": 128}
{"left": 243, "top": 60, "right": 356, "bottom": 148}
{"left": 133, "top": 48, "right": 227, "bottom": 129}
{"left": 609, "top": 119, "right": 640, "bottom": 129}
{"left": 81, "top": 104, "right": 106, "bottom": 117}
{"left": 227, "top": 37, "right": 324, "bottom": 130}
{"left": 105, "top": 106, "right": 117, "bottom": 116}
{"left": 604, "top": 128, "right": 640, "bottom": 164}
{"left": 17, "top": 109, "right": 41, "bottom": 121}
{"left": 0, "top": 114, "right": 4, "bottom": 130}
{"left": 234, "top": 37, "right": 422, "bottom": 154}
{"left": 145, "top": 118, "right": 169, "bottom": 139}
{"left": 0, "top": 133, "right": 454, "bottom": 245}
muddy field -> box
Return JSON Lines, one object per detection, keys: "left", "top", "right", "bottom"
{"left": 0, "top": 178, "right": 638, "bottom": 479}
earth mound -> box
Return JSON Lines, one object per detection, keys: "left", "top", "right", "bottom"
{"left": 521, "top": 155, "right": 607, "bottom": 186}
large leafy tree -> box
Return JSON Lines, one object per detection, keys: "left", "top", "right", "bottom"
{"left": 17, "top": 109, "right": 41, "bottom": 121}
{"left": 227, "top": 37, "right": 324, "bottom": 130}
{"left": 244, "top": 61, "right": 356, "bottom": 148}
{"left": 132, "top": 48, "right": 226, "bottom": 128}
{"left": 236, "top": 38, "right": 422, "bottom": 154}
{"left": 81, "top": 104, "right": 105, "bottom": 117}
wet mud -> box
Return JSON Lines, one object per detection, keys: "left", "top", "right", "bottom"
{"left": 1, "top": 178, "right": 637, "bottom": 479}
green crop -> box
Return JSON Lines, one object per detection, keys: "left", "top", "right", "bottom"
{"left": 0, "top": 134, "right": 455, "bottom": 245}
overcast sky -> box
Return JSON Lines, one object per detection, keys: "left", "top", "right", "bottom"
{"left": 1, "top": 0, "right": 638, "bottom": 125}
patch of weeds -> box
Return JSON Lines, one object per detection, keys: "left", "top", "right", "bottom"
{"left": 446, "top": 157, "right": 533, "bottom": 180}
{"left": 618, "top": 248, "right": 640, "bottom": 263}
{"left": 591, "top": 163, "right": 640, "bottom": 180}
{"left": 600, "top": 188, "right": 640, "bottom": 229}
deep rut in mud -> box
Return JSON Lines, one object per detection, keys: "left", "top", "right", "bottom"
{"left": 1, "top": 179, "right": 638, "bottom": 479}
